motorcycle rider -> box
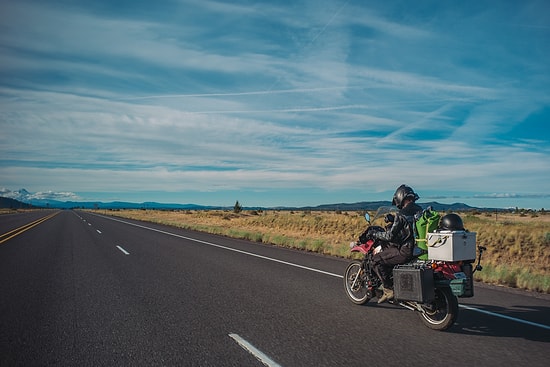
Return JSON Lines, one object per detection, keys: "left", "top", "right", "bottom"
{"left": 371, "top": 184, "right": 423, "bottom": 303}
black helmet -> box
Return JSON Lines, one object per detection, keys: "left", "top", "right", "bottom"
{"left": 392, "top": 184, "right": 419, "bottom": 209}
{"left": 439, "top": 213, "right": 465, "bottom": 231}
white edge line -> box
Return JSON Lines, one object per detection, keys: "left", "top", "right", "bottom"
{"left": 459, "top": 304, "right": 550, "bottom": 330}
{"left": 116, "top": 245, "right": 130, "bottom": 255}
{"left": 229, "top": 334, "right": 282, "bottom": 367}
{"left": 95, "top": 214, "right": 343, "bottom": 278}
{"left": 89, "top": 212, "right": 550, "bottom": 331}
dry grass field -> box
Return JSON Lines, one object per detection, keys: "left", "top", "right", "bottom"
{"left": 104, "top": 209, "right": 550, "bottom": 294}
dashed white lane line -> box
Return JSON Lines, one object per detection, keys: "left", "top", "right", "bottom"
{"left": 229, "top": 334, "right": 282, "bottom": 367}
{"left": 116, "top": 245, "right": 130, "bottom": 255}
{"left": 96, "top": 229, "right": 102, "bottom": 234}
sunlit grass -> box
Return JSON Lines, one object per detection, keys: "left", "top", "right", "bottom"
{"left": 474, "top": 264, "right": 550, "bottom": 293}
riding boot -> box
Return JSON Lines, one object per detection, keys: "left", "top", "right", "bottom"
{"left": 377, "top": 287, "right": 394, "bottom": 304}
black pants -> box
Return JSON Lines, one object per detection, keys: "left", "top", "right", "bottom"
{"left": 373, "top": 245, "right": 412, "bottom": 288}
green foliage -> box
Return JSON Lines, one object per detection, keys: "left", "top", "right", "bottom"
{"left": 233, "top": 200, "right": 242, "bottom": 213}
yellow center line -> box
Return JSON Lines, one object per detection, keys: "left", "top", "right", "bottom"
{"left": 0, "top": 216, "right": 50, "bottom": 238}
{"left": 0, "top": 211, "right": 60, "bottom": 244}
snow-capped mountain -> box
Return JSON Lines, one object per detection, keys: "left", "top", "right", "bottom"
{"left": 0, "top": 188, "right": 81, "bottom": 203}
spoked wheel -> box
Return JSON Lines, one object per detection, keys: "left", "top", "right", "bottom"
{"left": 418, "top": 287, "right": 459, "bottom": 331}
{"left": 343, "top": 260, "right": 371, "bottom": 305}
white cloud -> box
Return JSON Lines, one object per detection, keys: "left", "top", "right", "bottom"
{"left": 1, "top": 0, "right": 549, "bottom": 208}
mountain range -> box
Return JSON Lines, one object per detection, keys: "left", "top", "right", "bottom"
{"left": 0, "top": 188, "right": 215, "bottom": 210}
{"left": 0, "top": 188, "right": 492, "bottom": 212}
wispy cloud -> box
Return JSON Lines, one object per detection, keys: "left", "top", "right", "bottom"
{"left": 474, "top": 193, "right": 550, "bottom": 199}
{"left": 1, "top": 0, "right": 549, "bottom": 208}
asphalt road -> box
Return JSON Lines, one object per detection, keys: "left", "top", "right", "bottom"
{"left": 1, "top": 210, "right": 549, "bottom": 366}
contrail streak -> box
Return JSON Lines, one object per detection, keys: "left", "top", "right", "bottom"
{"left": 126, "top": 98, "right": 468, "bottom": 115}
{"left": 120, "top": 86, "right": 360, "bottom": 101}
{"left": 179, "top": 104, "right": 370, "bottom": 115}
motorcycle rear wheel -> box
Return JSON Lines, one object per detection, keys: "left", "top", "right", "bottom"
{"left": 344, "top": 260, "right": 371, "bottom": 305}
{"left": 418, "top": 286, "right": 458, "bottom": 331}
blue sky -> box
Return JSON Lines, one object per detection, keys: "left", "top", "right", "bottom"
{"left": 1, "top": 0, "right": 549, "bottom": 209}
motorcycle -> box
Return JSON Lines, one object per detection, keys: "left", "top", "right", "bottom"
{"left": 343, "top": 208, "right": 485, "bottom": 331}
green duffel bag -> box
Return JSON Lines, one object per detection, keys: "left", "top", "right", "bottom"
{"left": 415, "top": 210, "right": 440, "bottom": 260}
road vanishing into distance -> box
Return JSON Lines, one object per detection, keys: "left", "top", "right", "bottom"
{"left": 1, "top": 210, "right": 549, "bottom": 366}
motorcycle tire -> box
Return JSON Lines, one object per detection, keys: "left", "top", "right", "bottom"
{"left": 343, "top": 260, "right": 371, "bottom": 305}
{"left": 418, "top": 286, "right": 458, "bottom": 331}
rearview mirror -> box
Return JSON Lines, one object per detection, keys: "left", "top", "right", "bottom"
{"left": 364, "top": 213, "right": 371, "bottom": 223}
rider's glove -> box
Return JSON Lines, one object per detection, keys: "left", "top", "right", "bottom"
{"left": 359, "top": 231, "right": 369, "bottom": 243}
{"left": 384, "top": 213, "right": 395, "bottom": 223}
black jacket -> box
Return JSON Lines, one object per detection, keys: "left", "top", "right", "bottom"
{"left": 373, "top": 202, "right": 423, "bottom": 248}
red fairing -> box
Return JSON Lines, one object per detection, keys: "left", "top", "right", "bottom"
{"left": 350, "top": 240, "right": 375, "bottom": 254}
{"left": 435, "top": 263, "right": 463, "bottom": 279}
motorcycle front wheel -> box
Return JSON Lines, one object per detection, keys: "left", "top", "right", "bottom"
{"left": 418, "top": 286, "right": 458, "bottom": 331}
{"left": 343, "top": 260, "right": 371, "bottom": 305}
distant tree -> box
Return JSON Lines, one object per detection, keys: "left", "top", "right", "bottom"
{"left": 233, "top": 200, "right": 243, "bottom": 213}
